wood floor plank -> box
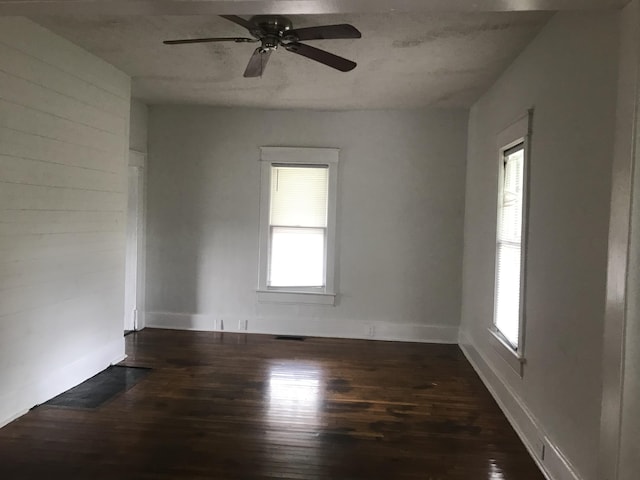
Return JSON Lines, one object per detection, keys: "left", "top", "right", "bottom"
{"left": 0, "top": 329, "right": 545, "bottom": 479}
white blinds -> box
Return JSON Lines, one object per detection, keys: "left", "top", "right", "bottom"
{"left": 495, "top": 147, "right": 524, "bottom": 349}
{"left": 270, "top": 166, "right": 329, "bottom": 228}
{"left": 499, "top": 151, "right": 524, "bottom": 244}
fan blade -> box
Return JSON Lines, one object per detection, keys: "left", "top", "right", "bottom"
{"left": 283, "top": 24, "right": 361, "bottom": 41}
{"left": 220, "top": 15, "right": 255, "bottom": 32}
{"left": 244, "top": 48, "right": 272, "bottom": 77}
{"left": 163, "top": 37, "right": 257, "bottom": 45}
{"left": 284, "top": 42, "right": 356, "bottom": 72}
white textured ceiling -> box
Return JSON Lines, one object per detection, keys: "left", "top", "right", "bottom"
{"left": 34, "top": 12, "right": 552, "bottom": 109}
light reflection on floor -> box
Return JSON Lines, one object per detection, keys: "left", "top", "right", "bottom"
{"left": 267, "top": 361, "right": 323, "bottom": 425}
{"left": 488, "top": 459, "right": 505, "bottom": 479}
{"left": 264, "top": 361, "right": 324, "bottom": 469}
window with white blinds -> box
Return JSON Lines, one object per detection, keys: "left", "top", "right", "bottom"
{"left": 268, "top": 165, "right": 329, "bottom": 287}
{"left": 494, "top": 144, "right": 525, "bottom": 350}
{"left": 258, "top": 147, "right": 338, "bottom": 303}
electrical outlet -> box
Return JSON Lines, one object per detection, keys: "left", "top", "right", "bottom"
{"left": 367, "top": 324, "right": 375, "bottom": 338}
{"left": 238, "top": 319, "right": 248, "bottom": 331}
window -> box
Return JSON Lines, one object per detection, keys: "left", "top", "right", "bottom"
{"left": 495, "top": 144, "right": 525, "bottom": 349}
{"left": 269, "top": 165, "right": 328, "bottom": 287}
{"left": 258, "top": 147, "right": 338, "bottom": 305}
{"left": 491, "top": 111, "right": 531, "bottom": 374}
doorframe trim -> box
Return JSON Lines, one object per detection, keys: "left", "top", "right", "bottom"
{"left": 599, "top": 2, "right": 640, "bottom": 478}
{"left": 126, "top": 149, "right": 147, "bottom": 331}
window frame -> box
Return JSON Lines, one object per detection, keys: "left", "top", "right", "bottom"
{"left": 490, "top": 111, "right": 532, "bottom": 376}
{"left": 257, "top": 147, "right": 339, "bottom": 305}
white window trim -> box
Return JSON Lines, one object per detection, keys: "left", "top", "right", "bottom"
{"left": 257, "top": 147, "right": 339, "bottom": 305}
{"left": 490, "top": 110, "right": 533, "bottom": 377}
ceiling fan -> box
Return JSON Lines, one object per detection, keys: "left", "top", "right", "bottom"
{"left": 163, "top": 15, "right": 361, "bottom": 77}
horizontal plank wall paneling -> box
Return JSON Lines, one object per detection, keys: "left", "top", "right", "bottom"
{"left": 0, "top": 18, "right": 129, "bottom": 98}
{"left": 0, "top": 127, "right": 122, "bottom": 173}
{"left": 0, "top": 42, "right": 129, "bottom": 117}
{"left": 0, "top": 17, "right": 130, "bottom": 427}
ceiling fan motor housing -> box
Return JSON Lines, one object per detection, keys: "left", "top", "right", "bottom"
{"left": 250, "top": 16, "right": 293, "bottom": 35}
{"left": 250, "top": 16, "right": 293, "bottom": 51}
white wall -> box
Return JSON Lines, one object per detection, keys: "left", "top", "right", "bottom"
{"left": 459, "top": 11, "right": 619, "bottom": 480}
{"left": 146, "top": 107, "right": 467, "bottom": 342}
{"left": 0, "top": 18, "right": 130, "bottom": 426}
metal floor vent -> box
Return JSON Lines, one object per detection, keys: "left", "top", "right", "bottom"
{"left": 275, "top": 335, "right": 306, "bottom": 341}
{"left": 44, "top": 365, "right": 151, "bottom": 409}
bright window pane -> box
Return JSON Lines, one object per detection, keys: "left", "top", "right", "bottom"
{"left": 495, "top": 243, "right": 521, "bottom": 347}
{"left": 269, "top": 227, "right": 325, "bottom": 287}
{"left": 495, "top": 146, "right": 525, "bottom": 349}
{"left": 270, "top": 166, "right": 328, "bottom": 228}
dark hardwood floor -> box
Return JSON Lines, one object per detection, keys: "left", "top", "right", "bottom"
{"left": 0, "top": 329, "right": 544, "bottom": 479}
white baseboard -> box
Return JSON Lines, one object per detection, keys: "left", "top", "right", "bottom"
{"left": 458, "top": 330, "right": 583, "bottom": 480}
{"left": 145, "top": 311, "right": 459, "bottom": 344}
{"left": 0, "top": 337, "right": 125, "bottom": 429}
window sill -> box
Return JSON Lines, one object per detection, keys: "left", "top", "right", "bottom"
{"left": 257, "top": 290, "right": 336, "bottom": 305}
{"left": 488, "top": 328, "right": 525, "bottom": 377}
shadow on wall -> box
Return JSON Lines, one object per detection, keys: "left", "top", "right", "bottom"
{"left": 145, "top": 142, "right": 204, "bottom": 317}
{"left": 145, "top": 114, "right": 262, "bottom": 321}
